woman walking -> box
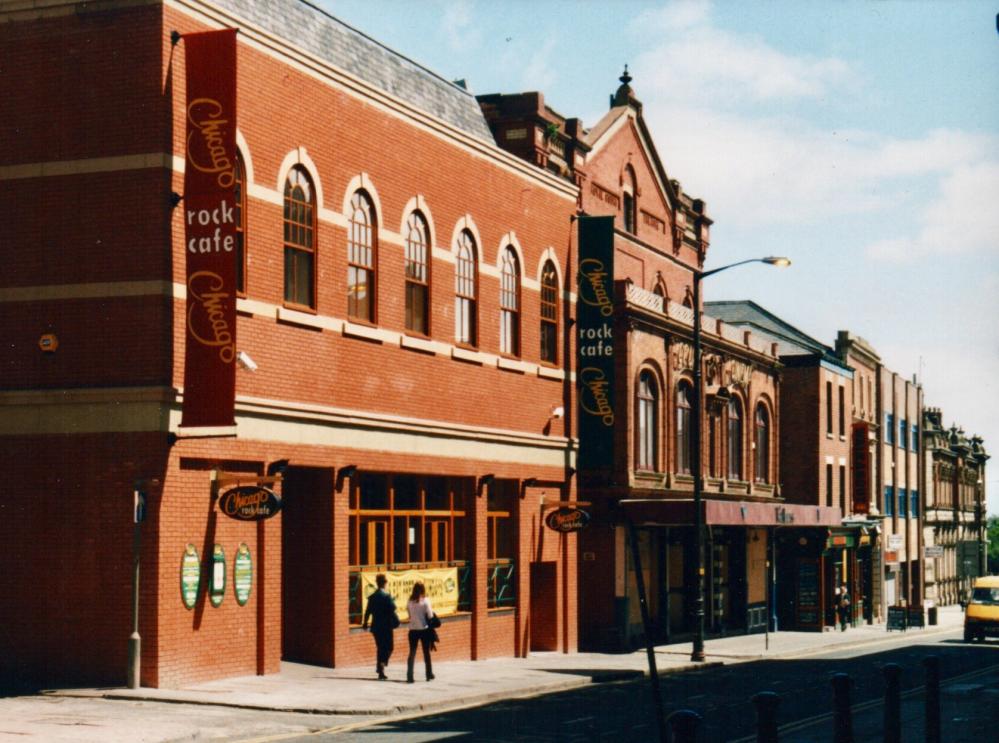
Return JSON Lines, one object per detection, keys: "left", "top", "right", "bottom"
{"left": 406, "top": 582, "right": 436, "bottom": 683}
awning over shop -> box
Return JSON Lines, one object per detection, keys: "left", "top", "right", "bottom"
{"left": 620, "top": 498, "right": 842, "bottom": 527}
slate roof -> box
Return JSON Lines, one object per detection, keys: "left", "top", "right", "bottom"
{"left": 209, "top": 0, "right": 494, "bottom": 142}
{"left": 704, "top": 300, "right": 847, "bottom": 369}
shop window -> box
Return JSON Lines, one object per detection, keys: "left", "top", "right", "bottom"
{"left": 348, "top": 190, "right": 377, "bottom": 322}
{"left": 487, "top": 480, "right": 517, "bottom": 609}
{"left": 727, "top": 398, "right": 743, "bottom": 480}
{"left": 499, "top": 246, "right": 520, "bottom": 356}
{"left": 454, "top": 230, "right": 477, "bottom": 345}
{"left": 349, "top": 473, "right": 469, "bottom": 569}
{"left": 404, "top": 210, "right": 430, "bottom": 335}
{"left": 754, "top": 403, "right": 770, "bottom": 483}
{"left": 637, "top": 371, "right": 658, "bottom": 471}
{"left": 283, "top": 166, "right": 315, "bottom": 309}
{"left": 234, "top": 153, "right": 247, "bottom": 295}
{"left": 676, "top": 381, "right": 693, "bottom": 474}
{"left": 540, "top": 260, "right": 559, "bottom": 364}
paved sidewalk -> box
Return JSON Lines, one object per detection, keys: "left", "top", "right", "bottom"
{"left": 46, "top": 606, "right": 964, "bottom": 718}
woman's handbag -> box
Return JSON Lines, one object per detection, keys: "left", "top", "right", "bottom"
{"left": 428, "top": 613, "right": 442, "bottom": 629}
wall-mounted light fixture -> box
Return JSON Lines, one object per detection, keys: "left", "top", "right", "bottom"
{"left": 267, "top": 459, "right": 290, "bottom": 476}
{"left": 550, "top": 405, "right": 565, "bottom": 419}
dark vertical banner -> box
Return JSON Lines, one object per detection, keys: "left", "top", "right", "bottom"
{"left": 852, "top": 422, "right": 870, "bottom": 514}
{"left": 576, "top": 216, "right": 616, "bottom": 468}
{"left": 181, "top": 29, "right": 238, "bottom": 428}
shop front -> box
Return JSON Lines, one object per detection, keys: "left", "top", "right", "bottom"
{"left": 584, "top": 498, "right": 840, "bottom": 650}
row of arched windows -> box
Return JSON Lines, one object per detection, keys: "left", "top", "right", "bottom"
{"left": 635, "top": 371, "right": 773, "bottom": 484}
{"left": 233, "top": 155, "right": 562, "bottom": 364}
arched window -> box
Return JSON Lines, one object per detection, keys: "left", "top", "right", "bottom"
{"left": 755, "top": 404, "right": 770, "bottom": 483}
{"left": 348, "top": 191, "right": 377, "bottom": 322}
{"left": 234, "top": 153, "right": 246, "bottom": 295}
{"left": 637, "top": 371, "right": 658, "bottom": 471}
{"left": 283, "top": 166, "right": 315, "bottom": 308}
{"left": 540, "top": 260, "right": 559, "bottom": 364}
{"left": 454, "top": 230, "right": 477, "bottom": 345}
{"left": 676, "top": 381, "right": 693, "bottom": 474}
{"left": 499, "top": 247, "right": 520, "bottom": 356}
{"left": 727, "top": 398, "right": 743, "bottom": 480}
{"left": 404, "top": 211, "right": 430, "bottom": 334}
{"left": 622, "top": 165, "right": 637, "bottom": 234}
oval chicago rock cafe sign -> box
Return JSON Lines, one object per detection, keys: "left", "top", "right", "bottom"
{"left": 219, "top": 486, "right": 283, "bottom": 521}
{"left": 544, "top": 507, "right": 591, "bottom": 533}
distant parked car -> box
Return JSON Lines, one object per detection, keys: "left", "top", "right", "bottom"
{"left": 964, "top": 576, "right": 999, "bottom": 642}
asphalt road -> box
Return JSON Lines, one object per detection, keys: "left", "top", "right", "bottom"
{"left": 5, "top": 630, "right": 997, "bottom": 742}
{"left": 258, "top": 630, "right": 999, "bottom": 742}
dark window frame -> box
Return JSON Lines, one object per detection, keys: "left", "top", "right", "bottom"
{"left": 283, "top": 166, "right": 316, "bottom": 310}
{"left": 347, "top": 190, "right": 377, "bottom": 323}
{"left": 404, "top": 210, "right": 430, "bottom": 335}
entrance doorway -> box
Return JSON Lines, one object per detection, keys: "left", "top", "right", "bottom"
{"left": 281, "top": 467, "right": 335, "bottom": 665}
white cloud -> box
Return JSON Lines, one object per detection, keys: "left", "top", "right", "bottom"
{"left": 520, "top": 38, "right": 558, "bottom": 92}
{"left": 866, "top": 160, "right": 999, "bottom": 261}
{"left": 633, "top": 0, "right": 711, "bottom": 33}
{"left": 440, "top": 0, "right": 479, "bottom": 53}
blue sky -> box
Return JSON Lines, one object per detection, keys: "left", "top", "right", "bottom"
{"left": 322, "top": 0, "right": 999, "bottom": 513}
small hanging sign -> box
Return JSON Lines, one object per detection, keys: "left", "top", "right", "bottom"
{"left": 218, "top": 485, "right": 283, "bottom": 521}
{"left": 544, "top": 507, "right": 591, "bottom": 533}
{"left": 210, "top": 544, "right": 226, "bottom": 607}
{"left": 180, "top": 544, "right": 201, "bottom": 609}
{"left": 234, "top": 543, "right": 252, "bottom": 606}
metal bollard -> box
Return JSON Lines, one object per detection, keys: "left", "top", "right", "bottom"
{"left": 666, "top": 709, "right": 702, "bottom": 743}
{"left": 923, "top": 656, "right": 940, "bottom": 743}
{"left": 882, "top": 663, "right": 902, "bottom": 743}
{"left": 752, "top": 691, "right": 781, "bottom": 743}
{"left": 832, "top": 673, "right": 854, "bottom": 743}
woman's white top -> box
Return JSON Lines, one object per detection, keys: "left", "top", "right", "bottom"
{"left": 407, "top": 597, "right": 434, "bottom": 630}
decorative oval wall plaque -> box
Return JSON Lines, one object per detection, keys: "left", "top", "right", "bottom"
{"left": 209, "top": 544, "right": 226, "bottom": 607}
{"left": 180, "top": 544, "right": 201, "bottom": 609}
{"left": 544, "top": 507, "right": 591, "bottom": 533}
{"left": 218, "top": 486, "right": 283, "bottom": 521}
{"left": 234, "top": 543, "right": 252, "bottom": 606}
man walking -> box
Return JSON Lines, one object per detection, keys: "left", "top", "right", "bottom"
{"left": 362, "top": 574, "right": 399, "bottom": 679}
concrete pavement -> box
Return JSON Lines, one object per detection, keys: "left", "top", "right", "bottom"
{"left": 42, "top": 605, "right": 965, "bottom": 719}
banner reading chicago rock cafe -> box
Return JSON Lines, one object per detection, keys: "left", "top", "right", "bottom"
{"left": 181, "top": 29, "right": 238, "bottom": 428}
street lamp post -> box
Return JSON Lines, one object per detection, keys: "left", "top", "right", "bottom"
{"left": 690, "top": 256, "right": 789, "bottom": 662}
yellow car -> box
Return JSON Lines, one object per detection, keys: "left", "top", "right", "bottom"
{"left": 964, "top": 576, "right": 999, "bottom": 642}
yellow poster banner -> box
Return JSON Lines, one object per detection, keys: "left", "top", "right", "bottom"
{"left": 360, "top": 566, "right": 459, "bottom": 621}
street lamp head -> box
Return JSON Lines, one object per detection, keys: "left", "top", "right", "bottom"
{"left": 762, "top": 256, "right": 791, "bottom": 267}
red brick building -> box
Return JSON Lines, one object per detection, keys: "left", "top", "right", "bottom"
{"left": 482, "top": 74, "right": 840, "bottom": 650}
{"left": 1, "top": 0, "right": 580, "bottom": 689}
{"left": 708, "top": 303, "right": 876, "bottom": 631}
